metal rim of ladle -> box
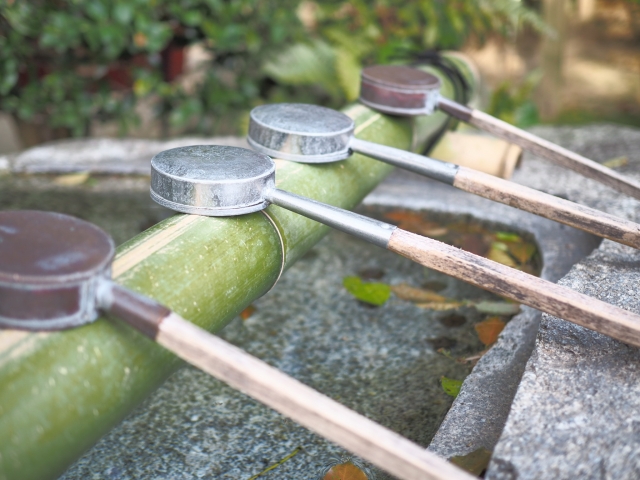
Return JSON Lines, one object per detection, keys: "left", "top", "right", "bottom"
{"left": 359, "top": 65, "right": 442, "bottom": 116}
{"left": 0, "top": 210, "right": 115, "bottom": 330}
{"left": 248, "top": 103, "right": 355, "bottom": 163}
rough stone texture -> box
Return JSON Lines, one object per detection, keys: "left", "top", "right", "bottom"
{"left": 367, "top": 172, "right": 599, "bottom": 459}
{"left": 10, "top": 136, "right": 249, "bottom": 174}
{"left": 59, "top": 221, "right": 497, "bottom": 480}
{"left": 51, "top": 140, "right": 592, "bottom": 479}
{"left": 486, "top": 124, "right": 640, "bottom": 480}
{"left": 9, "top": 124, "right": 638, "bottom": 479}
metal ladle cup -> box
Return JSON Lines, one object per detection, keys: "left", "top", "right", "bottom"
{"left": 150, "top": 144, "right": 640, "bottom": 349}
{"left": 359, "top": 64, "right": 640, "bottom": 201}
{"left": 0, "top": 209, "right": 468, "bottom": 480}
{"left": 246, "top": 103, "right": 640, "bottom": 250}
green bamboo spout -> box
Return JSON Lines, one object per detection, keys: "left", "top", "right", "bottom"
{"left": 0, "top": 60, "right": 475, "bottom": 480}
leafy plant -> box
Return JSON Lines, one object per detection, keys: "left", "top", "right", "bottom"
{"left": 265, "top": 0, "right": 547, "bottom": 105}
{"left": 0, "top": 0, "right": 546, "bottom": 140}
{"left": 0, "top": 0, "right": 305, "bottom": 138}
{"left": 487, "top": 70, "right": 543, "bottom": 127}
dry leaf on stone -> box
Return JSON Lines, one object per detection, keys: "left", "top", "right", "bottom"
{"left": 450, "top": 448, "right": 493, "bottom": 475}
{"left": 240, "top": 305, "right": 256, "bottom": 320}
{"left": 487, "top": 241, "right": 518, "bottom": 267}
{"left": 383, "top": 210, "right": 447, "bottom": 237}
{"left": 416, "top": 301, "right": 463, "bottom": 311}
{"left": 53, "top": 172, "right": 90, "bottom": 186}
{"left": 391, "top": 283, "right": 447, "bottom": 303}
{"left": 474, "top": 317, "right": 506, "bottom": 346}
{"left": 507, "top": 242, "right": 536, "bottom": 264}
{"left": 602, "top": 155, "right": 628, "bottom": 168}
{"left": 323, "top": 462, "right": 369, "bottom": 480}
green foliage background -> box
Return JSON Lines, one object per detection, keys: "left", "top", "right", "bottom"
{"left": 0, "top": 0, "right": 544, "bottom": 137}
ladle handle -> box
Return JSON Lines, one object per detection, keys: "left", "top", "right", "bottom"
{"left": 349, "top": 137, "right": 640, "bottom": 249}
{"left": 438, "top": 97, "right": 640, "bottom": 201}
{"left": 265, "top": 189, "right": 640, "bottom": 347}
{"left": 98, "top": 282, "right": 472, "bottom": 480}
{"left": 388, "top": 229, "right": 640, "bottom": 347}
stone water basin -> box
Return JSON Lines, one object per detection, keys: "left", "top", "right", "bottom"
{"left": 0, "top": 163, "right": 599, "bottom": 478}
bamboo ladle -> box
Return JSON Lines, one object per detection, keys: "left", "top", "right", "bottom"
{"left": 0, "top": 210, "right": 472, "bottom": 480}
{"left": 151, "top": 145, "right": 640, "bottom": 348}
{"left": 246, "top": 103, "right": 640, "bottom": 249}
{"left": 359, "top": 64, "right": 640, "bottom": 200}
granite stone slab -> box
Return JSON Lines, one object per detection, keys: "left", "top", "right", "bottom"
{"left": 10, "top": 136, "right": 249, "bottom": 175}
{"left": 486, "top": 124, "right": 640, "bottom": 480}
{"left": 367, "top": 171, "right": 599, "bottom": 459}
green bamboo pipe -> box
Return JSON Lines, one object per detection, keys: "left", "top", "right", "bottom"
{"left": 0, "top": 65, "right": 474, "bottom": 480}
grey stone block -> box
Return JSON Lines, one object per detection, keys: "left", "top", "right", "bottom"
{"left": 12, "top": 137, "right": 249, "bottom": 175}
{"left": 487, "top": 124, "right": 640, "bottom": 480}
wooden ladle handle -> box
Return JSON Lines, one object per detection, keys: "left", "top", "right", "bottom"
{"left": 103, "top": 283, "right": 474, "bottom": 480}
{"left": 438, "top": 97, "right": 640, "bottom": 201}
{"left": 388, "top": 229, "right": 640, "bottom": 347}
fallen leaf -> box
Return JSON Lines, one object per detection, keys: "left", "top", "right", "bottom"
{"left": 450, "top": 448, "right": 493, "bottom": 475}
{"left": 602, "top": 155, "right": 628, "bottom": 168}
{"left": 343, "top": 276, "right": 391, "bottom": 306}
{"left": 416, "top": 301, "right": 464, "bottom": 311}
{"left": 495, "top": 231, "right": 522, "bottom": 242}
{"left": 240, "top": 305, "right": 256, "bottom": 320}
{"left": 391, "top": 283, "right": 447, "bottom": 303}
{"left": 384, "top": 210, "right": 426, "bottom": 224}
{"left": 507, "top": 242, "right": 537, "bottom": 264}
{"left": 383, "top": 210, "right": 446, "bottom": 237}
{"left": 455, "top": 233, "right": 490, "bottom": 256}
{"left": 487, "top": 243, "right": 517, "bottom": 267}
{"left": 474, "top": 317, "right": 506, "bottom": 345}
{"left": 441, "top": 376, "right": 463, "bottom": 397}
{"left": 323, "top": 462, "right": 369, "bottom": 480}
{"left": 53, "top": 172, "right": 90, "bottom": 186}
{"left": 471, "top": 301, "right": 520, "bottom": 316}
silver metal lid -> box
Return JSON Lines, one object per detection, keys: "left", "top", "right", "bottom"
{"left": 248, "top": 103, "right": 354, "bottom": 163}
{"left": 150, "top": 145, "right": 275, "bottom": 216}
{"left": 0, "top": 210, "right": 114, "bottom": 330}
{"left": 360, "top": 65, "right": 441, "bottom": 116}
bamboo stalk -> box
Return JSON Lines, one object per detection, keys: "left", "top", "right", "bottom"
{"left": 0, "top": 102, "right": 460, "bottom": 480}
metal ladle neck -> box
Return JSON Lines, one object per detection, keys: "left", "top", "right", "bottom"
{"left": 263, "top": 187, "right": 396, "bottom": 249}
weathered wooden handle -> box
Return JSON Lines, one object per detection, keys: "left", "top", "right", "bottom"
{"left": 439, "top": 97, "right": 640, "bottom": 200}
{"left": 105, "top": 284, "right": 473, "bottom": 480}
{"left": 350, "top": 137, "right": 640, "bottom": 249}
{"left": 388, "top": 229, "right": 640, "bottom": 347}
{"left": 156, "top": 314, "right": 473, "bottom": 480}
{"left": 454, "top": 166, "right": 640, "bottom": 249}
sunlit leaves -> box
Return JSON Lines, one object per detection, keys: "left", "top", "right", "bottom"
{"left": 441, "top": 376, "right": 463, "bottom": 397}
{"left": 343, "top": 276, "right": 391, "bottom": 306}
